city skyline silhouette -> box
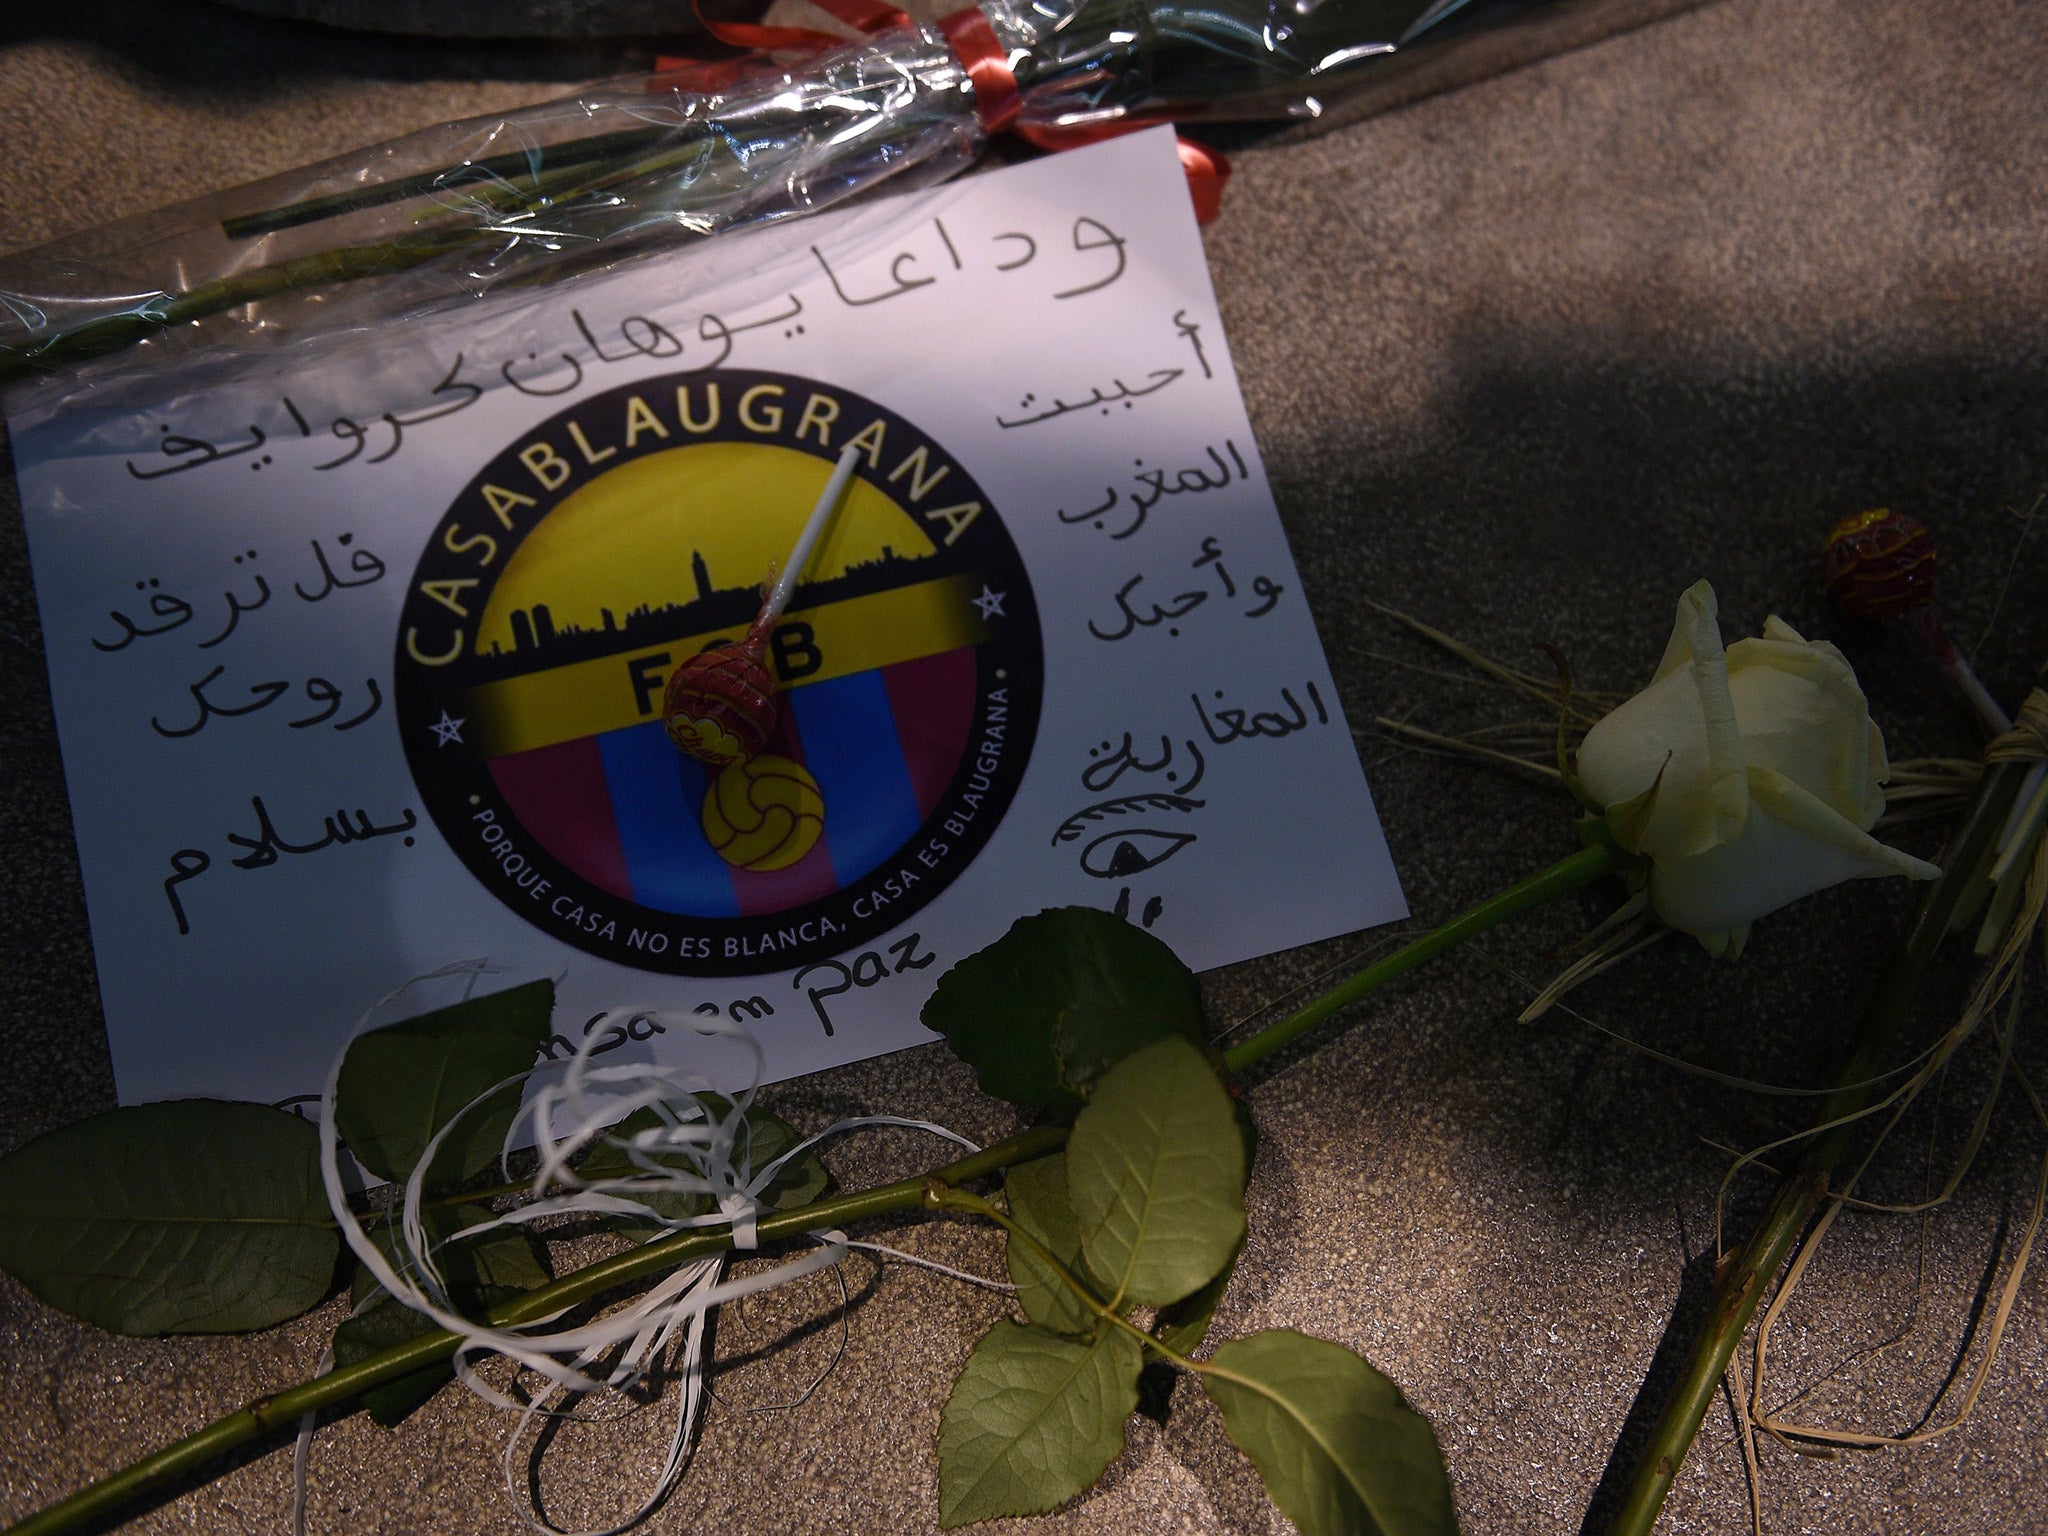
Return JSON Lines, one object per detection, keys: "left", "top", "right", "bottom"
{"left": 474, "top": 541, "right": 941, "bottom": 679}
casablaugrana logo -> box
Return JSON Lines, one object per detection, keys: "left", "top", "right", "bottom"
{"left": 395, "top": 369, "right": 1041, "bottom": 976}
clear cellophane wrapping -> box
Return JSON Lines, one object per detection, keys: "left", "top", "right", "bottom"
{"left": 0, "top": 0, "right": 1477, "bottom": 408}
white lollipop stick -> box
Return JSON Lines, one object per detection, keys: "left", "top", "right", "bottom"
{"left": 752, "top": 442, "right": 862, "bottom": 637}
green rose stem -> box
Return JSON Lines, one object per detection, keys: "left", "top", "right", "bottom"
{"left": 3, "top": 842, "right": 1618, "bottom": 1536}
{"left": 0, "top": 153, "right": 756, "bottom": 385}
{"left": 0, "top": 232, "right": 488, "bottom": 386}
{"left": 1220, "top": 841, "right": 1618, "bottom": 1075}
{"left": 1603, "top": 754, "right": 2031, "bottom": 1536}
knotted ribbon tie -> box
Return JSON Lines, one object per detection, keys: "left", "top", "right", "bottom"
{"left": 657, "top": 0, "right": 1230, "bottom": 223}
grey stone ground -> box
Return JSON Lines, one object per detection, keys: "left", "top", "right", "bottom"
{"left": 2, "top": 1, "right": 2046, "bottom": 1532}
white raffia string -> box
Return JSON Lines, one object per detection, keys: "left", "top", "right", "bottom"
{"left": 313, "top": 961, "right": 991, "bottom": 1536}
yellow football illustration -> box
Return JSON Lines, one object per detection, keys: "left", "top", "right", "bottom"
{"left": 702, "top": 755, "right": 825, "bottom": 872}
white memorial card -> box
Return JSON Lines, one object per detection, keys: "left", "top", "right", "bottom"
{"left": 8, "top": 129, "right": 1405, "bottom": 1105}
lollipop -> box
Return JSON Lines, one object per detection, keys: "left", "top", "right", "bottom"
{"left": 662, "top": 442, "right": 862, "bottom": 766}
{"left": 1822, "top": 507, "right": 2010, "bottom": 735}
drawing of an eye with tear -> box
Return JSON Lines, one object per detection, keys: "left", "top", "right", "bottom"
{"left": 1053, "top": 732, "right": 1206, "bottom": 929}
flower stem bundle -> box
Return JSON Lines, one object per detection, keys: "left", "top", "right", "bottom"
{"left": 1604, "top": 726, "right": 2042, "bottom": 1536}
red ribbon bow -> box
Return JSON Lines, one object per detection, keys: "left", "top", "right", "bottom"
{"left": 657, "top": 0, "right": 1230, "bottom": 224}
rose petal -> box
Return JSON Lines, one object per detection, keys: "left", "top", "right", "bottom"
{"left": 1579, "top": 582, "right": 1751, "bottom": 860}
{"left": 1728, "top": 629, "right": 1878, "bottom": 821}
{"left": 1648, "top": 766, "right": 1939, "bottom": 939}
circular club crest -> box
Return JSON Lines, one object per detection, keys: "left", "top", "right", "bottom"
{"left": 396, "top": 369, "right": 1041, "bottom": 975}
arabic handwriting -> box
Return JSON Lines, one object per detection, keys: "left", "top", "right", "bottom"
{"left": 317, "top": 353, "right": 484, "bottom": 469}
{"left": 130, "top": 206, "right": 1136, "bottom": 479}
{"left": 151, "top": 667, "right": 383, "bottom": 738}
{"left": 316, "top": 416, "right": 370, "bottom": 471}
{"left": 97, "top": 536, "right": 391, "bottom": 659}
{"left": 1093, "top": 438, "right": 1248, "bottom": 537}
{"left": 1083, "top": 733, "right": 1173, "bottom": 792}
{"left": 1089, "top": 534, "right": 1285, "bottom": 627}
{"left": 502, "top": 348, "right": 586, "bottom": 398}
{"left": 165, "top": 797, "right": 416, "bottom": 932}
{"left": 126, "top": 423, "right": 269, "bottom": 481}
{"left": 1174, "top": 309, "right": 1213, "bottom": 380}
{"left": 998, "top": 369, "right": 1183, "bottom": 430}
{"left": 151, "top": 664, "right": 290, "bottom": 738}
{"left": 694, "top": 294, "right": 804, "bottom": 371}
{"left": 126, "top": 205, "right": 1148, "bottom": 490}
{"left": 573, "top": 306, "right": 684, "bottom": 364}
{"left": 992, "top": 231, "right": 1036, "bottom": 271}
{"left": 286, "top": 676, "right": 383, "bottom": 731}
{"left": 362, "top": 419, "right": 407, "bottom": 466}
{"left": 1193, "top": 534, "right": 1236, "bottom": 597}
{"left": 196, "top": 558, "right": 271, "bottom": 649}
{"left": 408, "top": 351, "right": 486, "bottom": 425}
{"left": 332, "top": 678, "right": 384, "bottom": 730}
{"left": 1080, "top": 734, "right": 1207, "bottom": 795}
{"left": 1057, "top": 485, "right": 1121, "bottom": 533}
{"left": 91, "top": 581, "right": 193, "bottom": 651}
{"left": 1084, "top": 521, "right": 1293, "bottom": 640}
{"left": 294, "top": 533, "right": 386, "bottom": 601}
{"left": 226, "top": 795, "right": 417, "bottom": 870}
{"left": 1088, "top": 574, "right": 1208, "bottom": 642}
{"left": 808, "top": 212, "right": 1123, "bottom": 309}
{"left": 811, "top": 240, "right": 938, "bottom": 308}
{"left": 291, "top": 677, "right": 344, "bottom": 728}
{"left": 1053, "top": 217, "right": 1128, "bottom": 300}
{"left": 697, "top": 311, "right": 741, "bottom": 368}
{"left": 1193, "top": 681, "right": 1332, "bottom": 745}
{"left": 163, "top": 849, "right": 210, "bottom": 936}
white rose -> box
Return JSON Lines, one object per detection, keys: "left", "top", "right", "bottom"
{"left": 1576, "top": 581, "right": 1939, "bottom": 956}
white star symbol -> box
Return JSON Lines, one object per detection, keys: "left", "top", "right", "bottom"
{"left": 973, "top": 585, "right": 1007, "bottom": 620}
{"left": 430, "top": 710, "right": 466, "bottom": 747}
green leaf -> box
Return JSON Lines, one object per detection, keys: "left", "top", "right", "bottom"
{"left": 334, "top": 978, "right": 554, "bottom": 1189}
{"left": 921, "top": 907, "right": 1205, "bottom": 1114}
{"left": 938, "top": 1319, "right": 1142, "bottom": 1527}
{"left": 1153, "top": 1103, "right": 1258, "bottom": 1356}
{"left": 1153, "top": 1232, "right": 1245, "bottom": 1357}
{"left": 0, "top": 1100, "right": 338, "bottom": 1335}
{"left": 1004, "top": 1154, "right": 1098, "bottom": 1334}
{"left": 1203, "top": 1330, "right": 1456, "bottom": 1536}
{"left": 336, "top": 1202, "right": 550, "bottom": 1425}
{"left": 1066, "top": 1037, "right": 1246, "bottom": 1309}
